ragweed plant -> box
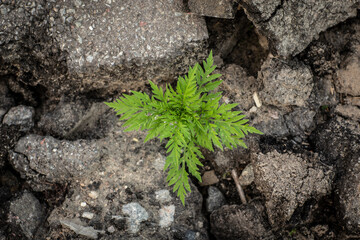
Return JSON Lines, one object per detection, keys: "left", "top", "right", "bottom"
{"left": 105, "top": 51, "right": 262, "bottom": 205}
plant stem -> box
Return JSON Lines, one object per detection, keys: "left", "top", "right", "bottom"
{"left": 231, "top": 169, "right": 247, "bottom": 204}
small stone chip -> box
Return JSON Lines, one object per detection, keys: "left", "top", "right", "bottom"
{"left": 80, "top": 202, "right": 87, "bottom": 207}
{"left": 200, "top": 170, "right": 219, "bottom": 186}
{"left": 82, "top": 212, "right": 94, "bottom": 219}
{"left": 88, "top": 191, "right": 99, "bottom": 199}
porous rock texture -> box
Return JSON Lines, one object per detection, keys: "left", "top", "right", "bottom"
{"left": 210, "top": 203, "right": 273, "bottom": 239}
{"left": 188, "top": 0, "right": 238, "bottom": 19}
{"left": 0, "top": 0, "right": 208, "bottom": 99}
{"left": 253, "top": 150, "right": 334, "bottom": 227}
{"left": 258, "top": 57, "right": 313, "bottom": 108}
{"left": 312, "top": 116, "right": 360, "bottom": 233}
{"left": 8, "top": 192, "right": 45, "bottom": 239}
{"left": 240, "top": 0, "right": 359, "bottom": 56}
{"left": 45, "top": 128, "right": 207, "bottom": 239}
{"left": 9, "top": 134, "right": 102, "bottom": 191}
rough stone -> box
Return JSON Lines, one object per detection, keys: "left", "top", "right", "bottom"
{"left": 311, "top": 116, "right": 360, "bottom": 233}
{"left": 336, "top": 54, "right": 360, "bottom": 96}
{"left": 238, "top": 164, "right": 254, "bottom": 186}
{"left": 259, "top": 58, "right": 313, "bottom": 108}
{"left": 38, "top": 99, "right": 87, "bottom": 137}
{"left": 159, "top": 205, "right": 176, "bottom": 228}
{"left": 210, "top": 203, "right": 273, "bottom": 239}
{"left": 284, "top": 108, "right": 316, "bottom": 136}
{"left": 253, "top": 150, "right": 334, "bottom": 227}
{"left": 8, "top": 191, "right": 45, "bottom": 239}
{"left": 206, "top": 186, "right": 226, "bottom": 213}
{"left": 2, "top": 105, "right": 35, "bottom": 132}
{"left": 200, "top": 170, "right": 219, "bottom": 186}
{"left": 1, "top": 0, "right": 208, "bottom": 99}
{"left": 311, "top": 116, "right": 360, "bottom": 165}
{"left": 60, "top": 218, "right": 104, "bottom": 239}
{"left": 250, "top": 106, "right": 289, "bottom": 137}
{"left": 335, "top": 104, "right": 360, "bottom": 122}
{"left": 241, "top": 0, "right": 359, "bottom": 56}
{"left": 38, "top": 99, "right": 114, "bottom": 139}
{"left": 155, "top": 189, "right": 172, "bottom": 203}
{"left": 122, "top": 202, "right": 149, "bottom": 233}
{"left": 188, "top": 0, "right": 237, "bottom": 19}
{"left": 45, "top": 129, "right": 207, "bottom": 239}
{"left": 9, "top": 134, "right": 101, "bottom": 188}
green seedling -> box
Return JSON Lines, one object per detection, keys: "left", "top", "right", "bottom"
{"left": 105, "top": 51, "right": 262, "bottom": 205}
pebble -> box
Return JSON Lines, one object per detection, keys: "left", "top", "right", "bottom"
{"left": 159, "top": 205, "right": 175, "bottom": 228}
{"left": 238, "top": 164, "right": 255, "bottom": 186}
{"left": 82, "top": 212, "right": 94, "bottom": 219}
{"left": 88, "top": 191, "right": 99, "bottom": 199}
{"left": 122, "top": 202, "right": 149, "bottom": 233}
{"left": 155, "top": 189, "right": 171, "bottom": 203}
{"left": 199, "top": 170, "right": 219, "bottom": 186}
{"left": 107, "top": 225, "right": 116, "bottom": 233}
{"left": 205, "top": 186, "right": 226, "bottom": 213}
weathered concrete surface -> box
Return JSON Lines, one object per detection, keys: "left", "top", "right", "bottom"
{"left": 8, "top": 191, "right": 45, "bottom": 239}
{"left": 9, "top": 134, "right": 102, "bottom": 190}
{"left": 240, "top": 0, "right": 359, "bottom": 56}
{"left": 2, "top": 105, "right": 35, "bottom": 132}
{"left": 188, "top": 0, "right": 237, "bottom": 19}
{"left": 253, "top": 150, "right": 334, "bottom": 227}
{"left": 311, "top": 116, "right": 360, "bottom": 233}
{"left": 210, "top": 203, "right": 273, "bottom": 239}
{"left": 1, "top": 0, "right": 208, "bottom": 99}
{"left": 44, "top": 128, "right": 208, "bottom": 239}
{"left": 258, "top": 58, "right": 313, "bottom": 108}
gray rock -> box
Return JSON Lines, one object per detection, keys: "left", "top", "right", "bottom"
{"left": 38, "top": 100, "right": 111, "bottom": 139}
{"left": 241, "top": 0, "right": 359, "bottom": 56}
{"left": 312, "top": 116, "right": 360, "bottom": 165}
{"left": 284, "top": 108, "right": 316, "bottom": 136}
{"left": 311, "top": 116, "right": 360, "bottom": 233}
{"left": 335, "top": 104, "right": 360, "bottom": 122}
{"left": 251, "top": 106, "right": 290, "bottom": 137}
{"left": 206, "top": 186, "right": 226, "bottom": 213}
{"left": 60, "top": 219, "right": 104, "bottom": 239}
{"left": 210, "top": 203, "right": 273, "bottom": 240}
{"left": 8, "top": 192, "right": 45, "bottom": 239}
{"left": 259, "top": 58, "right": 313, "bottom": 108}
{"left": 38, "top": 100, "right": 87, "bottom": 138}
{"left": 159, "top": 205, "right": 175, "bottom": 228}
{"left": 45, "top": 130, "right": 207, "bottom": 239}
{"left": 2, "top": 105, "right": 35, "bottom": 132}
{"left": 122, "top": 202, "right": 149, "bottom": 233}
{"left": 10, "top": 134, "right": 101, "bottom": 187}
{"left": 155, "top": 189, "right": 172, "bottom": 203}
{"left": 1, "top": 0, "right": 208, "bottom": 100}
{"left": 188, "top": 0, "right": 237, "bottom": 19}
{"left": 253, "top": 150, "right": 334, "bottom": 227}
{"left": 238, "top": 164, "right": 254, "bottom": 186}
{"left": 241, "top": 0, "right": 281, "bottom": 21}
